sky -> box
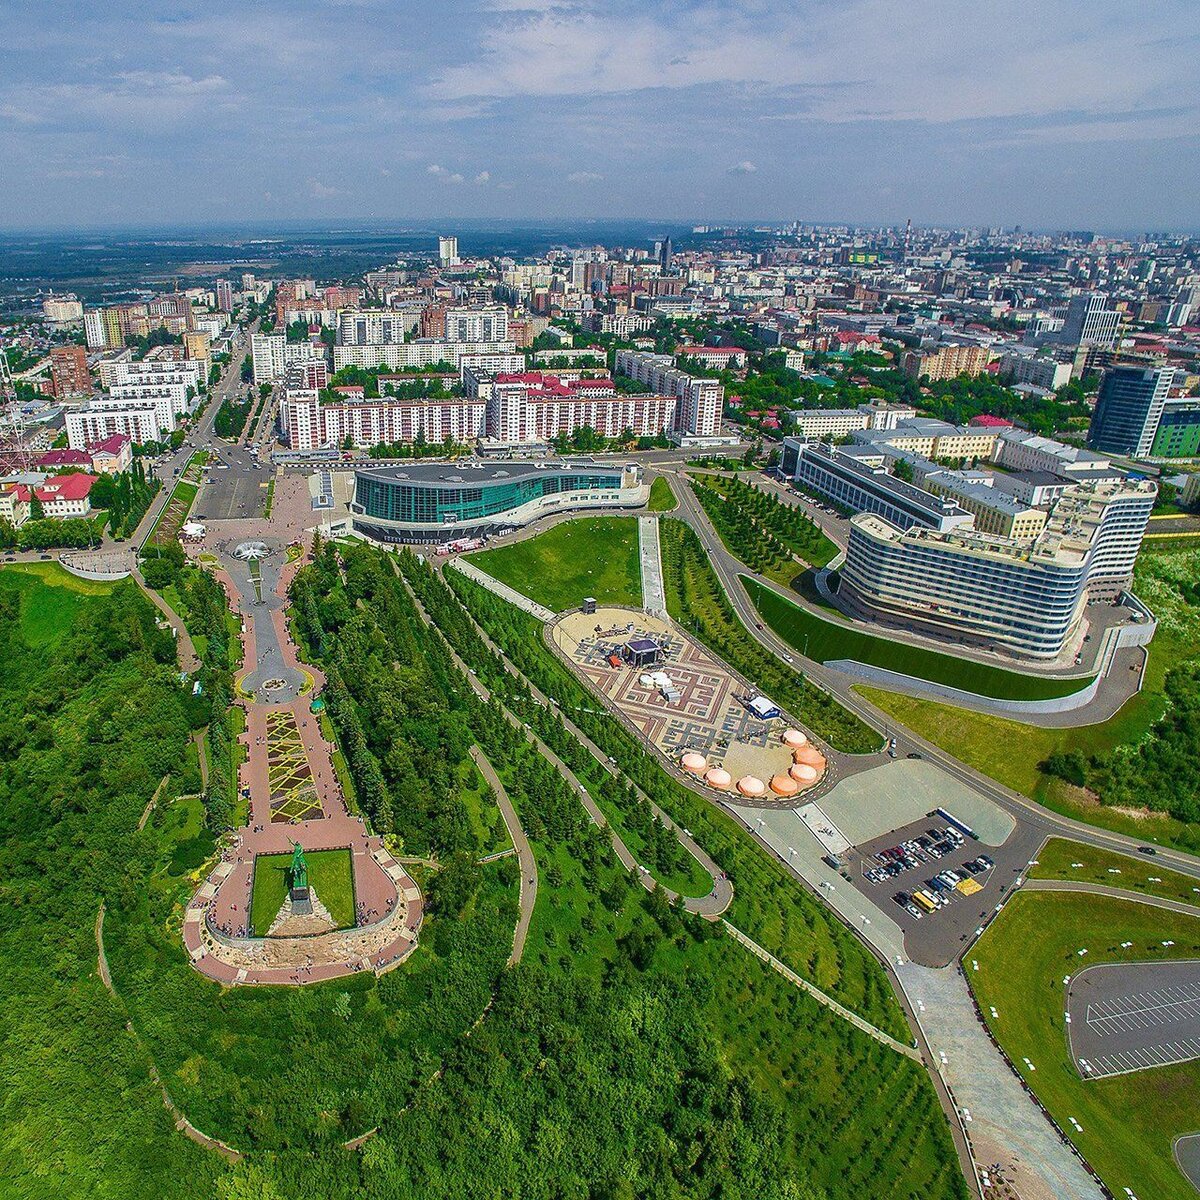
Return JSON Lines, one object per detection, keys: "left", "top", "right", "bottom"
{"left": 1, "top": 0, "right": 1198, "bottom": 232}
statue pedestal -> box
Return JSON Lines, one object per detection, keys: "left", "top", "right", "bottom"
{"left": 289, "top": 884, "right": 312, "bottom": 916}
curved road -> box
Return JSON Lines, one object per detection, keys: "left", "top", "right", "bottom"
{"left": 665, "top": 470, "right": 1200, "bottom": 887}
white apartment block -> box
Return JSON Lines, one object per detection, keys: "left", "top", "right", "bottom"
{"left": 107, "top": 359, "right": 202, "bottom": 391}
{"left": 66, "top": 402, "right": 165, "bottom": 449}
{"left": 251, "top": 334, "right": 324, "bottom": 385}
{"left": 613, "top": 350, "right": 722, "bottom": 437}
{"left": 84, "top": 310, "right": 107, "bottom": 350}
{"left": 443, "top": 307, "right": 509, "bottom": 343}
{"left": 332, "top": 340, "right": 517, "bottom": 371}
{"left": 998, "top": 352, "right": 1073, "bottom": 392}
{"left": 336, "top": 310, "right": 419, "bottom": 345}
{"left": 108, "top": 383, "right": 193, "bottom": 427}
{"left": 485, "top": 387, "right": 677, "bottom": 445}
{"left": 281, "top": 390, "right": 487, "bottom": 451}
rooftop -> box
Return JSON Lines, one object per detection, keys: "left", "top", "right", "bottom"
{"left": 355, "top": 458, "right": 627, "bottom": 486}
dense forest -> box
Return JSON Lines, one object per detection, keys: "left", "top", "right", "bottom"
{"left": 2, "top": 550, "right": 966, "bottom": 1200}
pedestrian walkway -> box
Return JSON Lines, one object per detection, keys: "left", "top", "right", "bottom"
{"left": 723, "top": 921, "right": 921, "bottom": 1060}
{"left": 449, "top": 557, "right": 555, "bottom": 621}
{"left": 470, "top": 746, "right": 536, "bottom": 965}
{"left": 638, "top": 516, "right": 666, "bottom": 616}
{"left": 898, "top": 960, "right": 1104, "bottom": 1200}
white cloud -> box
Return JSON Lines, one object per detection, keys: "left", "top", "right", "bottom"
{"left": 566, "top": 170, "right": 602, "bottom": 183}
{"left": 726, "top": 160, "right": 756, "bottom": 174}
{"left": 307, "top": 178, "right": 341, "bottom": 198}
{"left": 474, "top": 170, "right": 491, "bottom": 184}
{"left": 428, "top": 0, "right": 1199, "bottom": 131}
{"left": 426, "top": 163, "right": 465, "bottom": 183}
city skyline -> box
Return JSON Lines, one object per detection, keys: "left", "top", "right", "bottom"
{"left": 1, "top": 0, "right": 1198, "bottom": 231}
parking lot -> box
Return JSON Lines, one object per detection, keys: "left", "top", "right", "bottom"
{"left": 194, "top": 456, "right": 268, "bottom": 522}
{"left": 1067, "top": 960, "right": 1200, "bottom": 1080}
{"left": 844, "top": 810, "right": 1040, "bottom": 965}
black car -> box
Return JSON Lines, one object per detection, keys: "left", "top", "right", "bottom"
{"left": 907, "top": 752, "right": 922, "bottom": 760}
{"left": 1138, "top": 845, "right": 1158, "bottom": 856}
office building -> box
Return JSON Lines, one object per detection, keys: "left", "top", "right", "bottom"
{"left": 49, "top": 346, "right": 91, "bottom": 398}
{"left": 921, "top": 469, "right": 1047, "bottom": 539}
{"left": 351, "top": 460, "right": 646, "bottom": 544}
{"left": 993, "top": 428, "right": 1115, "bottom": 480}
{"left": 1087, "top": 364, "right": 1172, "bottom": 458}
{"left": 1151, "top": 399, "right": 1200, "bottom": 458}
{"left": 840, "top": 478, "right": 1155, "bottom": 659}
{"left": 780, "top": 440, "right": 975, "bottom": 533}
{"left": 850, "top": 417, "right": 1001, "bottom": 461}
{"left": 901, "top": 343, "right": 991, "bottom": 382}
{"left": 1057, "top": 293, "right": 1122, "bottom": 350}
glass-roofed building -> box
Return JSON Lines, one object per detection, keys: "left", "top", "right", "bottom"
{"left": 351, "top": 459, "right": 647, "bottom": 543}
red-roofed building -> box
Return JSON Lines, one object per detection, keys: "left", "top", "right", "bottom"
{"left": 0, "top": 481, "right": 32, "bottom": 527}
{"left": 88, "top": 433, "right": 132, "bottom": 474}
{"left": 969, "top": 414, "right": 1015, "bottom": 429}
{"left": 37, "top": 448, "right": 92, "bottom": 470}
{"left": 34, "top": 473, "right": 98, "bottom": 518}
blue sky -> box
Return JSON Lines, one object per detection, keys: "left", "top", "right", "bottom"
{"left": 1, "top": 0, "right": 1197, "bottom": 231}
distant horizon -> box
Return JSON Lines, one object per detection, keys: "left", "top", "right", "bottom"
{"left": 1, "top": 216, "right": 1196, "bottom": 240}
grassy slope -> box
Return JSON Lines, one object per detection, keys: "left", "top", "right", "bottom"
{"left": 747, "top": 578, "right": 1092, "bottom": 701}
{"left": 1030, "top": 837, "right": 1200, "bottom": 905}
{"left": 971, "top": 890, "right": 1200, "bottom": 1200}
{"left": 647, "top": 474, "right": 677, "bottom": 512}
{"left": 468, "top": 516, "right": 642, "bottom": 612}
{"left": 250, "top": 848, "right": 356, "bottom": 934}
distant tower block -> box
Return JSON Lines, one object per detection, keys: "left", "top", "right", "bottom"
{"left": 438, "top": 235, "right": 460, "bottom": 267}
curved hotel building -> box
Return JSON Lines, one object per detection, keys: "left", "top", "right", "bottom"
{"left": 840, "top": 479, "right": 1156, "bottom": 658}
{"left": 350, "top": 460, "right": 647, "bottom": 544}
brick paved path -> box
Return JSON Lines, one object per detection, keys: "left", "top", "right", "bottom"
{"left": 181, "top": 530, "right": 422, "bottom": 987}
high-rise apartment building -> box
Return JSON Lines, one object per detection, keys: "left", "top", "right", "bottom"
{"left": 215, "top": 279, "right": 234, "bottom": 313}
{"left": 336, "top": 310, "right": 417, "bottom": 346}
{"left": 49, "top": 345, "right": 91, "bottom": 398}
{"left": 901, "top": 343, "right": 991, "bottom": 382}
{"left": 438, "top": 236, "right": 460, "bottom": 267}
{"left": 444, "top": 306, "right": 509, "bottom": 343}
{"left": 1087, "top": 364, "right": 1172, "bottom": 458}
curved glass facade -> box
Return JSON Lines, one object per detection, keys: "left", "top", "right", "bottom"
{"left": 356, "top": 468, "right": 624, "bottom": 526}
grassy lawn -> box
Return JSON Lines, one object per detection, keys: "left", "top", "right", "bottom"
{"left": 468, "top": 516, "right": 641, "bottom": 612}
{"left": 1031, "top": 837, "right": 1200, "bottom": 905}
{"left": 250, "top": 847, "right": 356, "bottom": 935}
{"left": 647, "top": 475, "right": 677, "bottom": 512}
{"left": 0, "top": 560, "right": 117, "bottom": 595}
{"left": 971, "top": 890, "right": 1200, "bottom": 1200}
{"left": 747, "top": 579, "right": 1093, "bottom": 701}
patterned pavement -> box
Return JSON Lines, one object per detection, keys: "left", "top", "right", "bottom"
{"left": 554, "top": 606, "right": 817, "bottom": 790}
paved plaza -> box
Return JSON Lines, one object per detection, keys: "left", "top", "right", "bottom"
{"left": 552, "top": 605, "right": 813, "bottom": 790}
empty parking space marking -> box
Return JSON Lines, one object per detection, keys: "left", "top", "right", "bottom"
{"left": 1085, "top": 981, "right": 1200, "bottom": 1038}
